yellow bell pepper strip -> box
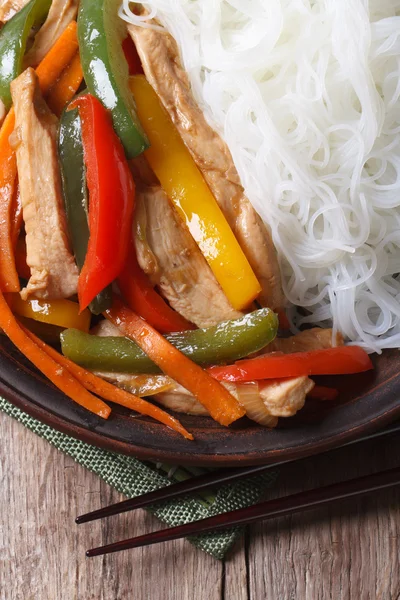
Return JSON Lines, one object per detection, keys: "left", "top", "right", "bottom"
{"left": 129, "top": 75, "right": 261, "bottom": 311}
{"left": 0, "top": 290, "right": 111, "bottom": 419}
{"left": 22, "top": 325, "right": 193, "bottom": 440}
{"left": 47, "top": 52, "right": 83, "bottom": 117}
{"left": 0, "top": 21, "right": 80, "bottom": 293}
{"left": 6, "top": 293, "right": 91, "bottom": 331}
{"left": 105, "top": 296, "right": 246, "bottom": 427}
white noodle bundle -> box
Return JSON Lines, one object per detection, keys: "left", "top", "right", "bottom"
{"left": 120, "top": 0, "right": 400, "bottom": 352}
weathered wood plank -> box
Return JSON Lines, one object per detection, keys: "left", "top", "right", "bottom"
{"left": 0, "top": 414, "right": 223, "bottom": 600}
{"left": 2, "top": 410, "right": 400, "bottom": 600}
{"left": 247, "top": 436, "right": 400, "bottom": 600}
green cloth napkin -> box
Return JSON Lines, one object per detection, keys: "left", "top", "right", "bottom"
{"left": 0, "top": 397, "right": 276, "bottom": 560}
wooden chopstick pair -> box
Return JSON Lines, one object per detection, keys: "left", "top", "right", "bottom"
{"left": 77, "top": 424, "right": 400, "bottom": 557}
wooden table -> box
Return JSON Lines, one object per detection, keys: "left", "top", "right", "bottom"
{"left": 1, "top": 413, "right": 400, "bottom": 600}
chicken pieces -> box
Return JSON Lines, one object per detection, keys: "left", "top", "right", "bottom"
{"left": 129, "top": 20, "right": 285, "bottom": 311}
{"left": 11, "top": 68, "right": 78, "bottom": 300}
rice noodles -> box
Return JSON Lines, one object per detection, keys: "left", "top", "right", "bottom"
{"left": 120, "top": 0, "right": 400, "bottom": 353}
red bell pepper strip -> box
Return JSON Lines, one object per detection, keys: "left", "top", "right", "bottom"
{"left": 122, "top": 37, "right": 143, "bottom": 76}
{"left": 105, "top": 297, "right": 245, "bottom": 426}
{"left": 117, "top": 243, "right": 194, "bottom": 333}
{"left": 67, "top": 94, "right": 135, "bottom": 311}
{"left": 307, "top": 386, "right": 339, "bottom": 401}
{"left": 209, "top": 346, "right": 373, "bottom": 382}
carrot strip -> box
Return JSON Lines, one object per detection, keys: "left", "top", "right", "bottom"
{"left": 0, "top": 110, "right": 19, "bottom": 292}
{"left": 0, "top": 291, "right": 110, "bottom": 419}
{"left": 105, "top": 297, "right": 246, "bottom": 427}
{"left": 47, "top": 52, "right": 83, "bottom": 117}
{"left": 22, "top": 326, "right": 193, "bottom": 440}
{"left": 0, "top": 22, "right": 79, "bottom": 292}
{"left": 36, "top": 21, "right": 79, "bottom": 94}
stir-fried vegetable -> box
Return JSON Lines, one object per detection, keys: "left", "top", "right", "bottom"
{"left": 67, "top": 94, "right": 135, "bottom": 311}
{"left": 6, "top": 294, "right": 91, "bottom": 331}
{"left": 58, "top": 106, "right": 112, "bottom": 314}
{"left": 23, "top": 327, "right": 193, "bottom": 440}
{"left": 104, "top": 297, "right": 245, "bottom": 426}
{"left": 117, "top": 244, "right": 194, "bottom": 333}
{"left": 0, "top": 21, "right": 80, "bottom": 294}
{"left": 209, "top": 346, "right": 373, "bottom": 382}
{"left": 77, "top": 0, "right": 148, "bottom": 158}
{"left": 0, "top": 290, "right": 111, "bottom": 418}
{"left": 47, "top": 52, "right": 83, "bottom": 117}
{"left": 129, "top": 75, "right": 262, "bottom": 311}
{"left": 0, "top": 0, "right": 51, "bottom": 110}
{"left": 61, "top": 308, "right": 278, "bottom": 373}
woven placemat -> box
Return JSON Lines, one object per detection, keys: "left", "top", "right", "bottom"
{"left": 1, "top": 397, "right": 276, "bottom": 560}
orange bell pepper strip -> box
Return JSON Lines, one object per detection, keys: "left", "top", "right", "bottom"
{"left": 209, "top": 346, "right": 373, "bottom": 382}
{"left": 22, "top": 326, "right": 193, "bottom": 440}
{"left": 0, "top": 290, "right": 110, "bottom": 419}
{"left": 0, "top": 21, "right": 79, "bottom": 292}
{"left": 6, "top": 293, "right": 91, "bottom": 332}
{"left": 105, "top": 297, "right": 245, "bottom": 427}
{"left": 47, "top": 51, "right": 83, "bottom": 117}
{"left": 118, "top": 244, "right": 194, "bottom": 333}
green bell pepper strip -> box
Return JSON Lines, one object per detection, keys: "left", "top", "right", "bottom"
{"left": 0, "top": 0, "right": 52, "bottom": 110}
{"left": 58, "top": 107, "right": 112, "bottom": 315}
{"left": 77, "top": 0, "right": 149, "bottom": 159}
{"left": 60, "top": 308, "right": 279, "bottom": 374}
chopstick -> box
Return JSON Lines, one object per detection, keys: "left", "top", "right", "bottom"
{"left": 86, "top": 465, "right": 400, "bottom": 557}
{"left": 76, "top": 423, "right": 400, "bottom": 525}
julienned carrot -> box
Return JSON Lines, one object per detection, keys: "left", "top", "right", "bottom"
{"left": 0, "top": 22, "right": 80, "bottom": 292}
{"left": 47, "top": 52, "right": 83, "bottom": 117}
{"left": 0, "top": 291, "right": 110, "bottom": 419}
{"left": 36, "top": 21, "right": 79, "bottom": 94}
{"left": 0, "top": 110, "right": 19, "bottom": 292}
{"left": 105, "top": 297, "right": 246, "bottom": 427}
{"left": 23, "top": 327, "right": 193, "bottom": 441}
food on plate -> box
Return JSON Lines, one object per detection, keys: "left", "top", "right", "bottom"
{"left": 1, "top": 0, "right": 397, "bottom": 438}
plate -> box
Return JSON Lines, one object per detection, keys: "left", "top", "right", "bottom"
{"left": 1, "top": 335, "right": 400, "bottom": 466}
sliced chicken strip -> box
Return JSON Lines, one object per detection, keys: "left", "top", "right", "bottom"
{"left": 129, "top": 22, "right": 285, "bottom": 310}
{"left": 0, "top": 0, "right": 28, "bottom": 22}
{"left": 258, "top": 377, "right": 314, "bottom": 418}
{"left": 133, "top": 184, "right": 242, "bottom": 328}
{"left": 95, "top": 370, "right": 311, "bottom": 425}
{"left": 25, "top": 0, "right": 78, "bottom": 67}
{"left": 11, "top": 68, "right": 78, "bottom": 300}
{"left": 268, "top": 328, "right": 344, "bottom": 354}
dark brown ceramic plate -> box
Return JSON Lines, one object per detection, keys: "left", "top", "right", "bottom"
{"left": 1, "top": 335, "right": 400, "bottom": 466}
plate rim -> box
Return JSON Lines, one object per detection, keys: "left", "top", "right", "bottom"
{"left": 1, "top": 351, "right": 400, "bottom": 466}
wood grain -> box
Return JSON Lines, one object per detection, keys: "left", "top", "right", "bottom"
{"left": 1, "top": 412, "right": 399, "bottom": 600}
